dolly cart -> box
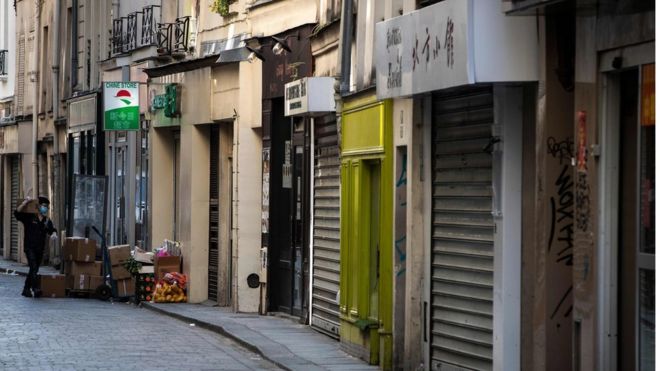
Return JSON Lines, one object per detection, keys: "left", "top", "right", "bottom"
{"left": 91, "top": 226, "right": 132, "bottom": 301}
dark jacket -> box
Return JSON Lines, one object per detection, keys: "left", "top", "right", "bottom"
{"left": 14, "top": 211, "right": 56, "bottom": 253}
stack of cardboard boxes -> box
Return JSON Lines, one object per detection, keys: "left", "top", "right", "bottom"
{"left": 62, "top": 238, "right": 103, "bottom": 292}
{"left": 108, "top": 245, "right": 135, "bottom": 297}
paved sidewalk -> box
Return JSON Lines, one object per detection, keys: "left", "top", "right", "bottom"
{"left": 142, "top": 302, "right": 376, "bottom": 371}
{"left": 0, "top": 256, "right": 59, "bottom": 276}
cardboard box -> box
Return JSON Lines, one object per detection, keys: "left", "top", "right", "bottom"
{"left": 116, "top": 278, "right": 135, "bottom": 297}
{"left": 68, "top": 274, "right": 91, "bottom": 291}
{"left": 154, "top": 256, "right": 182, "bottom": 280}
{"left": 108, "top": 245, "right": 131, "bottom": 266}
{"left": 70, "top": 261, "right": 102, "bottom": 277}
{"left": 89, "top": 275, "right": 105, "bottom": 290}
{"left": 133, "top": 248, "right": 154, "bottom": 264}
{"left": 18, "top": 199, "right": 40, "bottom": 214}
{"left": 111, "top": 265, "right": 131, "bottom": 280}
{"left": 40, "top": 274, "right": 66, "bottom": 298}
{"left": 63, "top": 238, "right": 97, "bottom": 262}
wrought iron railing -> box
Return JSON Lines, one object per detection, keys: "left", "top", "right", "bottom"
{"left": 141, "top": 5, "right": 160, "bottom": 46}
{"left": 0, "top": 50, "right": 7, "bottom": 76}
{"left": 157, "top": 16, "right": 190, "bottom": 56}
{"left": 156, "top": 22, "right": 173, "bottom": 55}
{"left": 111, "top": 5, "right": 162, "bottom": 56}
{"left": 173, "top": 16, "right": 190, "bottom": 53}
{"left": 112, "top": 18, "right": 125, "bottom": 55}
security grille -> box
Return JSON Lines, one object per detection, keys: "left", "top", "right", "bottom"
{"left": 10, "top": 156, "right": 20, "bottom": 261}
{"left": 208, "top": 126, "right": 220, "bottom": 302}
{"left": 431, "top": 87, "right": 494, "bottom": 371}
{"left": 310, "top": 119, "right": 341, "bottom": 338}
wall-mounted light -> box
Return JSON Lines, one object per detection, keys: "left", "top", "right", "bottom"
{"left": 271, "top": 36, "right": 292, "bottom": 56}
{"left": 246, "top": 45, "right": 265, "bottom": 62}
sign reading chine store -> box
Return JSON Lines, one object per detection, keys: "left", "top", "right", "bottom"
{"left": 103, "top": 82, "right": 140, "bottom": 131}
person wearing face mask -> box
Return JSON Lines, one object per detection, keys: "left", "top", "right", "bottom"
{"left": 14, "top": 196, "right": 57, "bottom": 298}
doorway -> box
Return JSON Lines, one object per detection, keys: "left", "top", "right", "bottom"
{"left": 617, "top": 66, "right": 655, "bottom": 371}
{"left": 268, "top": 99, "right": 310, "bottom": 317}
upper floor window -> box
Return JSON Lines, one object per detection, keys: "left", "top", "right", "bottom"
{"left": 0, "top": 50, "right": 7, "bottom": 76}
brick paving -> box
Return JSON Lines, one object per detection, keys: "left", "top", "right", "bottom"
{"left": 0, "top": 272, "right": 281, "bottom": 371}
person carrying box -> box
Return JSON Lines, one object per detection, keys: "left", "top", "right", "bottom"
{"left": 14, "top": 196, "right": 57, "bottom": 298}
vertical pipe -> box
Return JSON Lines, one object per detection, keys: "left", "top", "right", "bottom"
{"left": 31, "top": 0, "right": 42, "bottom": 197}
{"left": 52, "top": 0, "right": 62, "bottom": 239}
{"left": 308, "top": 117, "right": 315, "bottom": 324}
{"left": 338, "top": 0, "right": 353, "bottom": 94}
{"left": 71, "top": 0, "right": 78, "bottom": 91}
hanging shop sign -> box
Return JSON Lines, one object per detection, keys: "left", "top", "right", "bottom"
{"left": 150, "top": 83, "right": 182, "bottom": 118}
{"left": 103, "top": 82, "right": 140, "bottom": 130}
{"left": 284, "top": 77, "right": 336, "bottom": 116}
{"left": 375, "top": 0, "right": 538, "bottom": 99}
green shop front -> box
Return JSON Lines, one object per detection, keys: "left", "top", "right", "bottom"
{"left": 339, "top": 92, "right": 393, "bottom": 368}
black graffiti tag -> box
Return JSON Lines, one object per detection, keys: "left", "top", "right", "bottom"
{"left": 547, "top": 137, "right": 574, "bottom": 165}
{"left": 548, "top": 165, "right": 574, "bottom": 266}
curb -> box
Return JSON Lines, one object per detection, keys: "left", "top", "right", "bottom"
{"left": 140, "top": 302, "right": 305, "bottom": 371}
{"left": 0, "top": 266, "right": 28, "bottom": 276}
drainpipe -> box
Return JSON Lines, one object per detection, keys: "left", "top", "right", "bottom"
{"left": 71, "top": 0, "right": 78, "bottom": 92}
{"left": 337, "top": 0, "right": 353, "bottom": 95}
{"left": 31, "top": 0, "right": 42, "bottom": 197}
{"left": 335, "top": 0, "right": 354, "bottom": 152}
{"left": 52, "top": 0, "right": 62, "bottom": 232}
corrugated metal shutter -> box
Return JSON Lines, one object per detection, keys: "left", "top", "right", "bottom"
{"left": 208, "top": 126, "right": 220, "bottom": 302}
{"left": 10, "top": 156, "right": 20, "bottom": 261}
{"left": 16, "top": 37, "right": 25, "bottom": 116}
{"left": 311, "top": 119, "right": 341, "bottom": 338}
{"left": 431, "top": 87, "right": 494, "bottom": 371}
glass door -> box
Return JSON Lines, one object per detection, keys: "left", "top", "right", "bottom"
{"left": 617, "top": 65, "right": 655, "bottom": 371}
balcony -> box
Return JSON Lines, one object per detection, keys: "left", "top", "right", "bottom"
{"left": 0, "top": 50, "right": 7, "bottom": 77}
{"left": 157, "top": 16, "right": 191, "bottom": 59}
{"left": 111, "top": 5, "right": 161, "bottom": 57}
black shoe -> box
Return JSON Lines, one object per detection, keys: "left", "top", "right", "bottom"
{"left": 21, "top": 289, "right": 32, "bottom": 298}
{"left": 32, "top": 289, "right": 43, "bottom": 298}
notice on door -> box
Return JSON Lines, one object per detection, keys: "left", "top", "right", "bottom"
{"left": 103, "top": 82, "right": 140, "bottom": 131}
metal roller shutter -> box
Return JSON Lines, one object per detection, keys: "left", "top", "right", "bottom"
{"left": 430, "top": 87, "right": 495, "bottom": 371}
{"left": 311, "top": 119, "right": 341, "bottom": 338}
{"left": 208, "top": 126, "right": 220, "bottom": 302}
{"left": 10, "top": 156, "right": 20, "bottom": 261}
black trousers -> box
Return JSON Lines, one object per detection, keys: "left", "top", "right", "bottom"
{"left": 23, "top": 249, "right": 43, "bottom": 292}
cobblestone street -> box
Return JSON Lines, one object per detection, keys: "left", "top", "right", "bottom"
{"left": 0, "top": 273, "right": 281, "bottom": 371}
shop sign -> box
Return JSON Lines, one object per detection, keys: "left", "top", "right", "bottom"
{"left": 150, "top": 83, "right": 182, "bottom": 118}
{"left": 284, "top": 77, "right": 336, "bottom": 116}
{"left": 103, "top": 82, "right": 140, "bottom": 130}
{"left": 375, "top": 0, "right": 538, "bottom": 99}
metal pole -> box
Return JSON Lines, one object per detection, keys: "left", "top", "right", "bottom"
{"left": 31, "top": 0, "right": 42, "bottom": 197}
{"left": 52, "top": 0, "right": 62, "bottom": 232}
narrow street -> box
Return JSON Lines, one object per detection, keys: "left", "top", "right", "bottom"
{"left": 0, "top": 273, "right": 281, "bottom": 371}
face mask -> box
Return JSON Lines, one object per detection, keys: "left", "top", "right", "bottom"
{"left": 39, "top": 205, "right": 48, "bottom": 215}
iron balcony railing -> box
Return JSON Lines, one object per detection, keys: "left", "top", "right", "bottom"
{"left": 111, "top": 5, "right": 161, "bottom": 56}
{"left": 157, "top": 16, "right": 190, "bottom": 56}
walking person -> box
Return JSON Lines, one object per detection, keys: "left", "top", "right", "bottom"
{"left": 14, "top": 196, "right": 57, "bottom": 298}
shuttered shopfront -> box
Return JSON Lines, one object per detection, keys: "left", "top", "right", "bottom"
{"left": 10, "top": 156, "right": 20, "bottom": 261}
{"left": 310, "top": 118, "right": 341, "bottom": 338}
{"left": 208, "top": 125, "right": 220, "bottom": 302}
{"left": 430, "top": 87, "right": 495, "bottom": 370}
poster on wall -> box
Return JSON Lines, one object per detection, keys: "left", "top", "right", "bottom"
{"left": 103, "top": 82, "right": 140, "bottom": 131}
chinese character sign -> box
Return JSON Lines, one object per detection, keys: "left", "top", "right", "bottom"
{"left": 103, "top": 82, "right": 140, "bottom": 130}
{"left": 375, "top": 0, "right": 469, "bottom": 99}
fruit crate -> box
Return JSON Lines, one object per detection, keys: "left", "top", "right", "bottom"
{"left": 135, "top": 273, "right": 156, "bottom": 303}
